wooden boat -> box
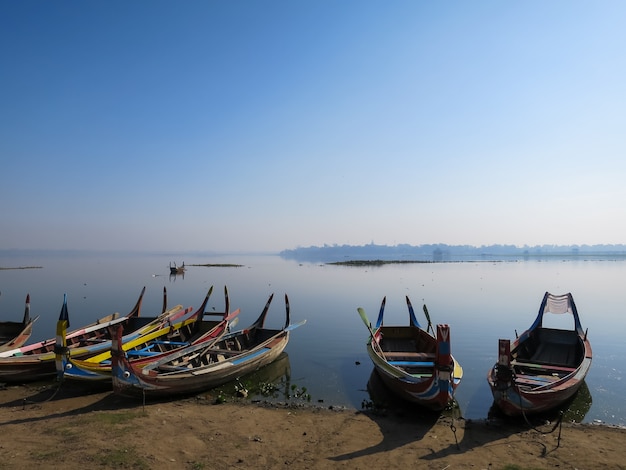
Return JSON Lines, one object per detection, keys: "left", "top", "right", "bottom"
{"left": 169, "top": 262, "right": 185, "bottom": 274}
{"left": 111, "top": 293, "right": 306, "bottom": 398}
{"left": 357, "top": 296, "right": 463, "bottom": 411}
{"left": 0, "top": 293, "right": 39, "bottom": 352}
{"left": 57, "top": 286, "right": 240, "bottom": 382}
{"left": 487, "top": 291, "right": 592, "bottom": 417}
{"left": 0, "top": 287, "right": 186, "bottom": 383}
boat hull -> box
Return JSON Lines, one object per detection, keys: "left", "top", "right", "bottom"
{"left": 112, "top": 293, "right": 304, "bottom": 399}
{"left": 488, "top": 369, "right": 588, "bottom": 416}
{"left": 113, "top": 333, "right": 289, "bottom": 398}
{"left": 368, "top": 344, "right": 462, "bottom": 411}
{"left": 359, "top": 297, "right": 463, "bottom": 412}
{"left": 0, "top": 357, "right": 56, "bottom": 383}
{"left": 487, "top": 292, "right": 593, "bottom": 417}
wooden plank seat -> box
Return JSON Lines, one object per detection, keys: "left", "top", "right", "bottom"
{"left": 383, "top": 352, "right": 436, "bottom": 360}
{"left": 511, "top": 360, "right": 576, "bottom": 373}
{"left": 126, "top": 340, "right": 191, "bottom": 357}
{"left": 160, "top": 348, "right": 241, "bottom": 368}
{"left": 514, "top": 374, "right": 561, "bottom": 386}
{"left": 158, "top": 363, "right": 192, "bottom": 371}
{"left": 207, "top": 347, "right": 244, "bottom": 356}
{"left": 389, "top": 360, "right": 435, "bottom": 367}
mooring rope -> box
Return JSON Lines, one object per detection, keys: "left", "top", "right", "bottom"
{"left": 514, "top": 381, "right": 565, "bottom": 448}
{"left": 449, "top": 398, "right": 460, "bottom": 450}
{"left": 20, "top": 376, "right": 65, "bottom": 408}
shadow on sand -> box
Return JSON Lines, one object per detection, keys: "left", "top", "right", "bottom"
{"left": 330, "top": 368, "right": 447, "bottom": 462}
{"left": 330, "top": 370, "right": 593, "bottom": 463}
{"left": 422, "top": 379, "right": 593, "bottom": 462}
{"left": 0, "top": 380, "right": 139, "bottom": 426}
{"left": 0, "top": 352, "right": 296, "bottom": 427}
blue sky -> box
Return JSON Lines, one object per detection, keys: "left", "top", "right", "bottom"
{"left": 2, "top": 1, "right": 625, "bottom": 253}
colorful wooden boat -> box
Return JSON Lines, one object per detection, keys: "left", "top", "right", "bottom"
{"left": 357, "top": 296, "right": 463, "bottom": 411}
{"left": 111, "top": 293, "right": 305, "bottom": 398}
{"left": 487, "top": 291, "right": 592, "bottom": 417}
{"left": 57, "top": 286, "right": 240, "bottom": 382}
{"left": 0, "top": 287, "right": 185, "bottom": 383}
{"left": 0, "top": 293, "right": 39, "bottom": 352}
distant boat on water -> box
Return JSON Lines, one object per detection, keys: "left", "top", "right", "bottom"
{"left": 170, "top": 262, "right": 185, "bottom": 274}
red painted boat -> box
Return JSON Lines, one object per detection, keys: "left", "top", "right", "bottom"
{"left": 487, "top": 292, "right": 592, "bottom": 417}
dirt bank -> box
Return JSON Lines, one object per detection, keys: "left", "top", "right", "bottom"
{"left": 1, "top": 383, "right": 624, "bottom": 469}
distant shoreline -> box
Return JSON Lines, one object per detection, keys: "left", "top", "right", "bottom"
{"left": 326, "top": 257, "right": 626, "bottom": 266}
{"left": 189, "top": 263, "right": 244, "bottom": 268}
{"left": 281, "top": 243, "right": 626, "bottom": 264}
{"left": 0, "top": 266, "right": 43, "bottom": 270}
{"left": 328, "top": 259, "right": 435, "bottom": 266}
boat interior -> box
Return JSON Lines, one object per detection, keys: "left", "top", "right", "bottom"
{"left": 378, "top": 328, "right": 437, "bottom": 375}
{"left": 507, "top": 328, "right": 584, "bottom": 386}
{"left": 515, "top": 328, "right": 583, "bottom": 368}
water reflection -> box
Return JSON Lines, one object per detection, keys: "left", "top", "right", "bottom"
{"left": 168, "top": 271, "right": 185, "bottom": 282}
{"left": 564, "top": 380, "right": 593, "bottom": 423}
{"left": 365, "top": 368, "right": 458, "bottom": 418}
{"left": 210, "top": 352, "right": 294, "bottom": 402}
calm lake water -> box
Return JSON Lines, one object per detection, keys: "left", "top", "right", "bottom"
{"left": 1, "top": 252, "right": 624, "bottom": 426}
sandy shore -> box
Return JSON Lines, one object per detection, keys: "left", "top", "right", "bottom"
{"left": 1, "top": 382, "right": 625, "bottom": 469}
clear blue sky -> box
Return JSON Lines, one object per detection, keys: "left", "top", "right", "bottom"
{"left": 2, "top": 1, "right": 625, "bottom": 253}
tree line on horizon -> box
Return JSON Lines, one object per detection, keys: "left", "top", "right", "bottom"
{"left": 280, "top": 243, "right": 626, "bottom": 263}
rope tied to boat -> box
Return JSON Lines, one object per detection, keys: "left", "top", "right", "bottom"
{"left": 493, "top": 364, "right": 565, "bottom": 447}
{"left": 513, "top": 379, "right": 565, "bottom": 448}
{"left": 449, "top": 400, "right": 460, "bottom": 450}
{"left": 446, "top": 365, "right": 461, "bottom": 450}
{"left": 20, "top": 372, "right": 65, "bottom": 408}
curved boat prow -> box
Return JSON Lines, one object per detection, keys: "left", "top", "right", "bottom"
{"left": 436, "top": 324, "right": 451, "bottom": 367}
{"left": 435, "top": 324, "right": 456, "bottom": 402}
{"left": 375, "top": 297, "right": 386, "bottom": 330}
{"left": 55, "top": 294, "right": 70, "bottom": 381}
{"left": 22, "top": 294, "right": 31, "bottom": 324}
{"left": 405, "top": 296, "right": 421, "bottom": 329}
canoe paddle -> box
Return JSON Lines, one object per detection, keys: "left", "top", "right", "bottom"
{"left": 285, "top": 319, "right": 307, "bottom": 331}
{"left": 357, "top": 307, "right": 386, "bottom": 359}
{"left": 423, "top": 304, "right": 435, "bottom": 336}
